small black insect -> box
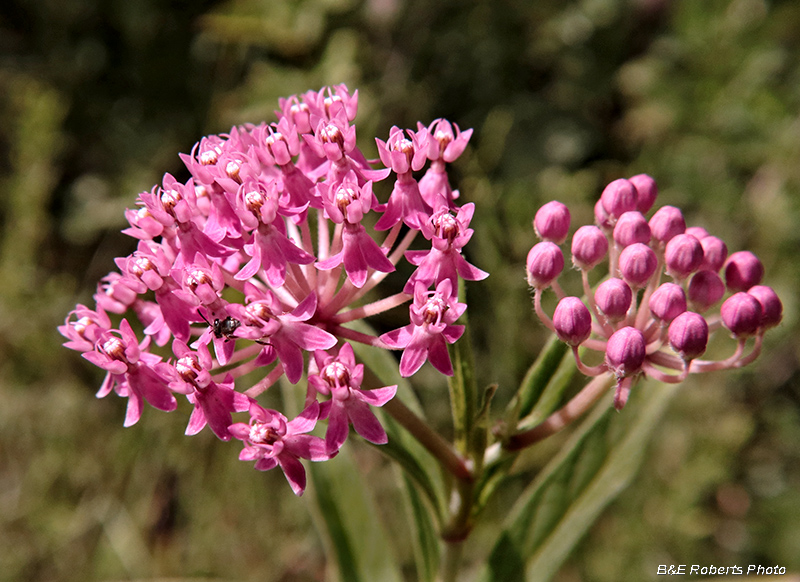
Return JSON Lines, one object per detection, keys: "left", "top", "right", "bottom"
{"left": 200, "top": 312, "right": 241, "bottom": 341}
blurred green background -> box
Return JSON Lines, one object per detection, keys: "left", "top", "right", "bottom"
{"left": 1, "top": 0, "right": 799, "bottom": 580}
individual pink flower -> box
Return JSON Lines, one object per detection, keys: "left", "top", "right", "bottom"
{"left": 422, "top": 118, "right": 472, "bottom": 164}
{"left": 83, "top": 319, "right": 177, "bottom": 427}
{"left": 303, "top": 112, "right": 389, "bottom": 186}
{"left": 721, "top": 292, "right": 763, "bottom": 337}
{"left": 309, "top": 343, "right": 397, "bottom": 454}
{"left": 229, "top": 400, "right": 330, "bottom": 496}
{"left": 699, "top": 236, "right": 728, "bottom": 272}
{"left": 316, "top": 174, "right": 395, "bottom": 287}
{"left": 648, "top": 282, "right": 687, "bottom": 324}
{"left": 158, "top": 340, "right": 250, "bottom": 441}
{"left": 233, "top": 208, "right": 316, "bottom": 287}
{"left": 404, "top": 203, "right": 489, "bottom": 294}
{"left": 375, "top": 126, "right": 429, "bottom": 176}
{"left": 665, "top": 233, "right": 704, "bottom": 279}
{"left": 228, "top": 289, "right": 337, "bottom": 383}
{"left": 416, "top": 119, "right": 472, "bottom": 209}
{"left": 381, "top": 280, "right": 466, "bottom": 377}
{"left": 747, "top": 285, "right": 783, "bottom": 329}
{"left": 94, "top": 272, "right": 139, "bottom": 314}
{"left": 687, "top": 270, "right": 726, "bottom": 311}
{"left": 619, "top": 243, "right": 658, "bottom": 288}
{"left": 59, "top": 304, "right": 112, "bottom": 353}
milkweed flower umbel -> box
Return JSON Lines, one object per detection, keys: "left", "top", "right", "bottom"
{"left": 528, "top": 175, "right": 782, "bottom": 411}
{"left": 59, "top": 85, "right": 484, "bottom": 495}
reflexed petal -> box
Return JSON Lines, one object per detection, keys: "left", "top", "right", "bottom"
{"left": 347, "top": 400, "right": 388, "bottom": 445}
{"left": 277, "top": 455, "right": 307, "bottom": 496}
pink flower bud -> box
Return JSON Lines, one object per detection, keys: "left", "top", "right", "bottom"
{"left": 685, "top": 226, "right": 709, "bottom": 239}
{"left": 687, "top": 270, "right": 726, "bottom": 311}
{"left": 664, "top": 234, "right": 704, "bottom": 279}
{"left": 747, "top": 285, "right": 783, "bottom": 329}
{"left": 613, "top": 211, "right": 651, "bottom": 247}
{"left": 724, "top": 251, "right": 764, "bottom": 292}
{"left": 595, "top": 278, "right": 632, "bottom": 322}
{"left": 648, "top": 205, "right": 686, "bottom": 244}
{"left": 721, "top": 292, "right": 763, "bottom": 337}
{"left": 533, "top": 201, "right": 571, "bottom": 244}
{"left": 629, "top": 174, "right": 658, "bottom": 213}
{"left": 600, "top": 178, "right": 637, "bottom": 219}
{"left": 526, "top": 242, "right": 564, "bottom": 289}
{"left": 699, "top": 235, "right": 728, "bottom": 272}
{"left": 649, "top": 282, "right": 687, "bottom": 323}
{"left": 572, "top": 225, "right": 608, "bottom": 270}
{"left": 606, "top": 326, "right": 646, "bottom": 378}
{"left": 668, "top": 311, "right": 709, "bottom": 360}
{"left": 594, "top": 199, "right": 612, "bottom": 230}
{"left": 619, "top": 243, "right": 658, "bottom": 288}
{"left": 553, "top": 297, "right": 592, "bottom": 346}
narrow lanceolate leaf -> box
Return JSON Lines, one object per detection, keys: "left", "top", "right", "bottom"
{"left": 348, "top": 320, "right": 446, "bottom": 578}
{"left": 478, "top": 381, "right": 679, "bottom": 582}
{"left": 349, "top": 324, "right": 447, "bottom": 520}
{"left": 306, "top": 445, "right": 404, "bottom": 582}
{"left": 507, "top": 336, "right": 570, "bottom": 425}
{"left": 279, "top": 377, "right": 402, "bottom": 582}
{"left": 518, "top": 345, "right": 578, "bottom": 430}
{"left": 447, "top": 325, "right": 479, "bottom": 457}
{"left": 400, "top": 472, "right": 440, "bottom": 582}
{"left": 448, "top": 278, "right": 479, "bottom": 458}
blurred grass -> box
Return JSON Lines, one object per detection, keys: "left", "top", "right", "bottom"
{"left": 1, "top": 0, "right": 799, "bottom": 580}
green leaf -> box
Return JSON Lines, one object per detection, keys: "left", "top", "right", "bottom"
{"left": 348, "top": 325, "right": 447, "bottom": 520}
{"left": 399, "top": 472, "right": 440, "bottom": 582}
{"left": 519, "top": 346, "right": 578, "bottom": 430}
{"left": 346, "top": 320, "right": 447, "bottom": 577}
{"left": 278, "top": 378, "right": 403, "bottom": 582}
{"left": 448, "top": 279, "right": 480, "bottom": 458}
{"left": 478, "top": 381, "right": 679, "bottom": 582}
{"left": 306, "top": 446, "right": 404, "bottom": 582}
{"left": 507, "top": 336, "right": 570, "bottom": 425}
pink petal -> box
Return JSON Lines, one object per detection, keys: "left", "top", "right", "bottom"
{"left": 325, "top": 403, "right": 349, "bottom": 454}
{"left": 427, "top": 337, "right": 454, "bottom": 376}
{"left": 356, "top": 385, "right": 397, "bottom": 408}
{"left": 399, "top": 343, "right": 429, "bottom": 377}
{"left": 277, "top": 454, "right": 307, "bottom": 496}
{"left": 347, "top": 400, "right": 388, "bottom": 445}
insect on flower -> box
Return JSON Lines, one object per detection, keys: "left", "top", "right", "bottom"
{"left": 200, "top": 312, "right": 241, "bottom": 342}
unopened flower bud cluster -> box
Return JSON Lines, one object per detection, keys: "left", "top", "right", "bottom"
{"left": 60, "top": 85, "right": 487, "bottom": 495}
{"left": 527, "top": 175, "right": 782, "bottom": 410}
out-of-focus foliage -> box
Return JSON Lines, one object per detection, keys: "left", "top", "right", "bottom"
{"left": 1, "top": 0, "right": 798, "bottom": 580}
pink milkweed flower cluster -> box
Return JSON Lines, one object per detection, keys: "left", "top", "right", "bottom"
{"left": 528, "top": 175, "right": 782, "bottom": 411}
{"left": 59, "top": 85, "right": 486, "bottom": 495}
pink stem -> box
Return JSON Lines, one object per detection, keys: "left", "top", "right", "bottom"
{"left": 506, "top": 374, "right": 614, "bottom": 450}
